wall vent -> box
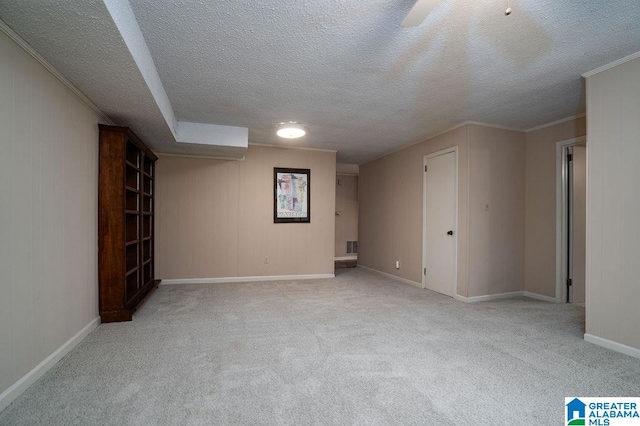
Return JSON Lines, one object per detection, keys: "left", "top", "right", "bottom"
{"left": 346, "top": 241, "right": 358, "bottom": 254}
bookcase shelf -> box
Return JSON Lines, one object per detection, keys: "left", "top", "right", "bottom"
{"left": 99, "top": 125, "right": 159, "bottom": 323}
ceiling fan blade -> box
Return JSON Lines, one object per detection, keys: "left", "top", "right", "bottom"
{"left": 400, "top": 0, "right": 442, "bottom": 27}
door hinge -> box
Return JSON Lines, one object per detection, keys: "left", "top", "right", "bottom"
{"left": 424, "top": 165, "right": 427, "bottom": 172}
{"left": 567, "top": 153, "right": 573, "bottom": 162}
{"left": 566, "top": 278, "right": 572, "bottom": 287}
{"left": 423, "top": 268, "right": 426, "bottom": 275}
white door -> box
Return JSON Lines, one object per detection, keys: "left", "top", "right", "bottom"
{"left": 568, "top": 145, "right": 587, "bottom": 304}
{"left": 423, "top": 150, "right": 457, "bottom": 297}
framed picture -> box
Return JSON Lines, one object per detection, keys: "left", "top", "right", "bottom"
{"left": 274, "top": 168, "right": 310, "bottom": 223}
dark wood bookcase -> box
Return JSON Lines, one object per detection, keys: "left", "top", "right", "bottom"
{"left": 99, "top": 125, "right": 160, "bottom": 322}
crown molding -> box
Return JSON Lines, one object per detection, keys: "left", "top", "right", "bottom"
{"left": 155, "top": 152, "right": 246, "bottom": 161}
{"left": 362, "top": 120, "right": 525, "bottom": 166}
{"left": 464, "top": 121, "right": 524, "bottom": 133}
{"left": 157, "top": 142, "right": 338, "bottom": 160}
{"left": 582, "top": 50, "right": 640, "bottom": 78}
{"left": 249, "top": 143, "right": 338, "bottom": 153}
{"left": 0, "top": 18, "right": 113, "bottom": 124}
{"left": 525, "top": 113, "right": 586, "bottom": 133}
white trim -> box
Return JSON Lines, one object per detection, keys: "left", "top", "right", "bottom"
{"left": 464, "top": 126, "right": 471, "bottom": 299}
{"left": 454, "top": 291, "right": 558, "bottom": 303}
{"left": 424, "top": 121, "right": 523, "bottom": 142}
{"left": 336, "top": 173, "right": 359, "bottom": 177}
{"left": 155, "top": 152, "right": 246, "bottom": 161}
{"left": 103, "top": 0, "right": 178, "bottom": 138}
{"left": 363, "top": 121, "right": 524, "bottom": 166}
{"left": 423, "top": 147, "right": 458, "bottom": 296}
{"left": 413, "top": 122, "right": 469, "bottom": 150}
{"left": 464, "top": 121, "right": 524, "bottom": 133}
{"left": 0, "top": 317, "right": 100, "bottom": 413}
{"left": 160, "top": 274, "right": 334, "bottom": 285}
{"left": 582, "top": 50, "right": 640, "bottom": 77}
{"left": 584, "top": 334, "right": 640, "bottom": 359}
{"left": 0, "top": 18, "right": 113, "bottom": 125}
{"left": 176, "top": 121, "right": 248, "bottom": 149}
{"left": 555, "top": 136, "right": 587, "bottom": 304}
{"left": 525, "top": 114, "right": 587, "bottom": 133}
{"left": 357, "top": 265, "right": 423, "bottom": 289}
{"left": 454, "top": 291, "right": 523, "bottom": 303}
{"left": 523, "top": 291, "right": 558, "bottom": 303}
{"left": 248, "top": 143, "right": 338, "bottom": 154}
{"left": 334, "top": 256, "right": 357, "bottom": 261}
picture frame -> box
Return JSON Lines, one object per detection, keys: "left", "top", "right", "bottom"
{"left": 274, "top": 167, "right": 310, "bottom": 223}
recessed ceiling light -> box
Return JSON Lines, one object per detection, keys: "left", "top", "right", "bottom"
{"left": 277, "top": 122, "right": 306, "bottom": 139}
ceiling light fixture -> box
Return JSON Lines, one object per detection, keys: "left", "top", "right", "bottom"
{"left": 504, "top": 0, "right": 512, "bottom": 15}
{"left": 277, "top": 122, "right": 306, "bottom": 139}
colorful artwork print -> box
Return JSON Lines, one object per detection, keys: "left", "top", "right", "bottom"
{"left": 274, "top": 168, "right": 310, "bottom": 223}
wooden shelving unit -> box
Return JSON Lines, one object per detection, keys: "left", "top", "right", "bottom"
{"left": 99, "top": 125, "right": 159, "bottom": 322}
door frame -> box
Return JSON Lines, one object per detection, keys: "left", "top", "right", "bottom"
{"left": 422, "top": 147, "right": 458, "bottom": 296}
{"left": 555, "top": 136, "right": 587, "bottom": 303}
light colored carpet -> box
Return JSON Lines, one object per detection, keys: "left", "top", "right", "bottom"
{"left": 1, "top": 268, "right": 639, "bottom": 425}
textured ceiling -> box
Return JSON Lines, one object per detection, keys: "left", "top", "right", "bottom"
{"left": 1, "top": 0, "right": 640, "bottom": 163}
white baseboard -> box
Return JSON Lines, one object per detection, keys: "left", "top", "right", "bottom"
{"left": 160, "top": 274, "right": 335, "bottom": 285}
{"left": 0, "top": 316, "right": 100, "bottom": 413}
{"left": 334, "top": 256, "right": 357, "bottom": 261}
{"left": 523, "top": 291, "right": 558, "bottom": 303}
{"left": 357, "top": 265, "right": 423, "bottom": 289}
{"left": 454, "top": 291, "right": 524, "bottom": 303}
{"left": 356, "top": 267, "right": 557, "bottom": 304}
{"left": 584, "top": 334, "right": 640, "bottom": 360}
{"left": 454, "top": 291, "right": 559, "bottom": 303}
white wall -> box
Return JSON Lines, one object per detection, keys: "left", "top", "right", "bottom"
{"left": 0, "top": 29, "right": 102, "bottom": 409}
{"left": 585, "top": 55, "right": 640, "bottom": 354}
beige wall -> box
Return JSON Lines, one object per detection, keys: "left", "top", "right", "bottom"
{"left": 359, "top": 124, "right": 525, "bottom": 297}
{"left": 359, "top": 126, "right": 470, "bottom": 289}
{"left": 0, "top": 31, "right": 101, "bottom": 400}
{"left": 585, "top": 56, "right": 640, "bottom": 351}
{"left": 467, "top": 125, "right": 526, "bottom": 297}
{"left": 155, "top": 146, "right": 336, "bottom": 279}
{"left": 335, "top": 174, "right": 358, "bottom": 258}
{"left": 524, "top": 117, "right": 586, "bottom": 297}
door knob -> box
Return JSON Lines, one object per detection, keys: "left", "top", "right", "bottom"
{"left": 447, "top": 230, "right": 454, "bottom": 236}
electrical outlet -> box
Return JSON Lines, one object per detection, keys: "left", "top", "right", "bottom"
{"left": 395, "top": 260, "right": 400, "bottom": 269}
{"left": 264, "top": 257, "right": 269, "bottom": 264}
